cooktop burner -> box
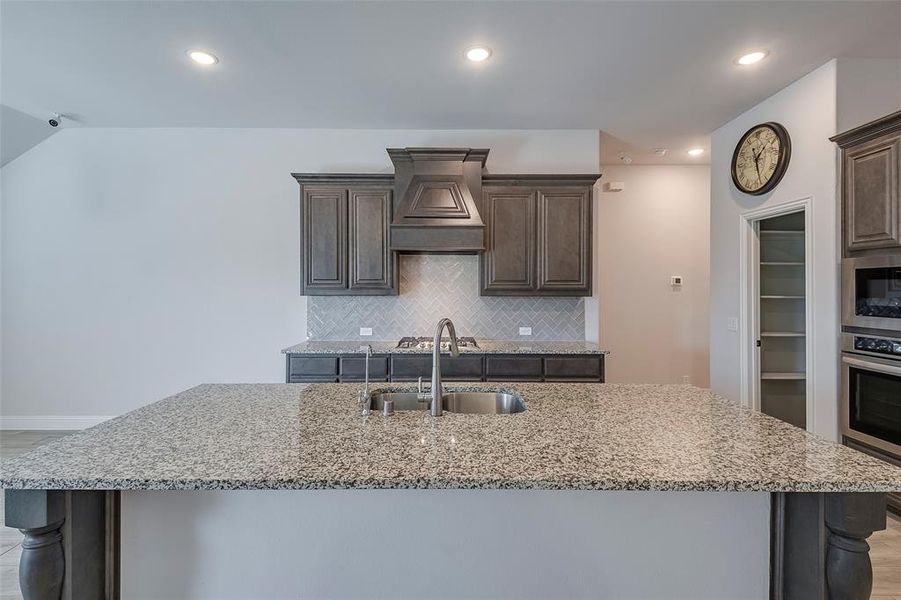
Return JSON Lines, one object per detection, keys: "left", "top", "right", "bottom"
{"left": 396, "top": 336, "right": 478, "bottom": 350}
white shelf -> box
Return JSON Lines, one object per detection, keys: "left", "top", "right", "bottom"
{"left": 760, "top": 332, "right": 805, "bottom": 337}
{"left": 761, "top": 372, "right": 806, "bottom": 380}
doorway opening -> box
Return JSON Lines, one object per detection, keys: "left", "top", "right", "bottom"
{"left": 740, "top": 200, "right": 813, "bottom": 430}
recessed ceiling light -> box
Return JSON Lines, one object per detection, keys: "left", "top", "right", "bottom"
{"left": 687, "top": 148, "right": 705, "bottom": 157}
{"left": 735, "top": 50, "right": 768, "bottom": 66}
{"left": 187, "top": 50, "right": 218, "bottom": 65}
{"left": 465, "top": 46, "right": 492, "bottom": 62}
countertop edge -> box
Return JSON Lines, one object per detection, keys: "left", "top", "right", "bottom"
{"left": 3, "top": 477, "right": 898, "bottom": 493}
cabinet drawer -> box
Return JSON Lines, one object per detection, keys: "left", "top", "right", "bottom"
{"left": 442, "top": 356, "right": 484, "bottom": 380}
{"left": 390, "top": 355, "right": 485, "bottom": 381}
{"left": 485, "top": 356, "right": 543, "bottom": 380}
{"left": 340, "top": 356, "right": 389, "bottom": 381}
{"left": 288, "top": 355, "right": 338, "bottom": 378}
{"left": 288, "top": 376, "right": 339, "bottom": 383}
{"left": 390, "top": 356, "right": 430, "bottom": 381}
{"left": 544, "top": 356, "right": 603, "bottom": 381}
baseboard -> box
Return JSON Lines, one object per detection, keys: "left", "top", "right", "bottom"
{"left": 0, "top": 415, "right": 114, "bottom": 430}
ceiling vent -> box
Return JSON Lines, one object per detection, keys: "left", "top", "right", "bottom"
{"left": 388, "top": 147, "right": 488, "bottom": 252}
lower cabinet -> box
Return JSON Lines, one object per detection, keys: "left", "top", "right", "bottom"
{"left": 286, "top": 353, "right": 605, "bottom": 383}
{"left": 844, "top": 437, "right": 901, "bottom": 515}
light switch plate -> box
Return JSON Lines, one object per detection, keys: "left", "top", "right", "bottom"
{"left": 519, "top": 327, "right": 532, "bottom": 336}
{"left": 360, "top": 327, "right": 373, "bottom": 336}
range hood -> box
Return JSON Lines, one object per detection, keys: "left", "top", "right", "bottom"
{"left": 388, "top": 147, "right": 489, "bottom": 252}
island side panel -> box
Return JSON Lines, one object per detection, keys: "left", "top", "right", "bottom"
{"left": 121, "top": 489, "right": 768, "bottom": 599}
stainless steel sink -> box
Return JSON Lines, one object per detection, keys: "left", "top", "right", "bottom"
{"left": 368, "top": 391, "right": 525, "bottom": 414}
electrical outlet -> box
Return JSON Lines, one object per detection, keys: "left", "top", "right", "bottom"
{"left": 359, "top": 327, "right": 373, "bottom": 336}
{"left": 727, "top": 318, "right": 739, "bottom": 332}
{"left": 671, "top": 275, "right": 683, "bottom": 286}
{"left": 519, "top": 327, "right": 532, "bottom": 336}
{"left": 682, "top": 375, "right": 690, "bottom": 384}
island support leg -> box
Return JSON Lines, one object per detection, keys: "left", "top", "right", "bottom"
{"left": 771, "top": 492, "right": 886, "bottom": 600}
{"left": 4, "top": 490, "right": 120, "bottom": 600}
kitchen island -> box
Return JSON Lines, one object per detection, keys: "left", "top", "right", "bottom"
{"left": 3, "top": 382, "right": 901, "bottom": 598}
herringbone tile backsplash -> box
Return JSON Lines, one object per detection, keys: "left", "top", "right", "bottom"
{"left": 307, "top": 255, "right": 585, "bottom": 341}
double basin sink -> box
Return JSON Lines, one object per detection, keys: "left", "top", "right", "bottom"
{"left": 368, "top": 391, "right": 526, "bottom": 415}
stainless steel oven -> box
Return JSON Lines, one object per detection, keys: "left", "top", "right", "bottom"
{"left": 843, "top": 255, "right": 901, "bottom": 332}
{"left": 841, "top": 332, "right": 901, "bottom": 456}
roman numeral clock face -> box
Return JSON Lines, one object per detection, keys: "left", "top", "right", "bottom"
{"left": 731, "top": 123, "right": 791, "bottom": 195}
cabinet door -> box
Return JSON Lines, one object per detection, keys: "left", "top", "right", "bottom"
{"left": 302, "top": 187, "right": 347, "bottom": 293}
{"left": 536, "top": 188, "right": 591, "bottom": 294}
{"left": 349, "top": 188, "right": 396, "bottom": 293}
{"left": 844, "top": 132, "right": 901, "bottom": 252}
{"left": 481, "top": 188, "right": 536, "bottom": 294}
{"left": 485, "top": 356, "right": 543, "bottom": 381}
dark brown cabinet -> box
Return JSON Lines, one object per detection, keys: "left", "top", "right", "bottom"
{"left": 349, "top": 188, "right": 394, "bottom": 292}
{"left": 537, "top": 188, "right": 591, "bottom": 292}
{"left": 481, "top": 177, "right": 595, "bottom": 296}
{"left": 303, "top": 187, "right": 347, "bottom": 292}
{"left": 832, "top": 110, "right": 901, "bottom": 255}
{"left": 296, "top": 175, "right": 397, "bottom": 295}
{"left": 286, "top": 352, "right": 605, "bottom": 383}
{"left": 482, "top": 188, "right": 536, "bottom": 292}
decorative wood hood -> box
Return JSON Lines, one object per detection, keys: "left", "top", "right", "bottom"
{"left": 387, "top": 147, "right": 489, "bottom": 252}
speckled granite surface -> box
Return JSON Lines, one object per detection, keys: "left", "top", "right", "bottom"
{"left": 281, "top": 340, "right": 608, "bottom": 354}
{"left": 3, "top": 383, "right": 901, "bottom": 492}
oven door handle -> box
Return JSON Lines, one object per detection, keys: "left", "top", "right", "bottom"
{"left": 842, "top": 354, "right": 901, "bottom": 376}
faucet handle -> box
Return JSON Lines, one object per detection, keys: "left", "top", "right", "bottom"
{"left": 416, "top": 377, "right": 430, "bottom": 402}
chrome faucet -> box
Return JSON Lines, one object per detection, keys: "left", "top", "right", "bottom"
{"left": 430, "top": 318, "right": 460, "bottom": 417}
{"left": 359, "top": 344, "right": 373, "bottom": 416}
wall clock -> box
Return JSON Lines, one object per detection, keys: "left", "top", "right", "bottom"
{"left": 731, "top": 122, "right": 791, "bottom": 195}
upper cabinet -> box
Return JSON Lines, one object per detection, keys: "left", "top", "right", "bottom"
{"left": 832, "top": 110, "right": 901, "bottom": 255}
{"left": 481, "top": 176, "right": 596, "bottom": 296}
{"left": 482, "top": 188, "right": 536, "bottom": 292}
{"left": 294, "top": 154, "right": 598, "bottom": 298}
{"left": 296, "top": 175, "right": 397, "bottom": 296}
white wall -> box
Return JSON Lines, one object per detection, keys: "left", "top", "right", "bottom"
{"left": 597, "top": 165, "right": 710, "bottom": 386}
{"left": 836, "top": 58, "right": 901, "bottom": 133}
{"left": 710, "top": 60, "right": 839, "bottom": 439}
{"left": 0, "top": 129, "right": 598, "bottom": 421}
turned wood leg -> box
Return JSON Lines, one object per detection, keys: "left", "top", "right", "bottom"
{"left": 18, "top": 521, "right": 65, "bottom": 600}
{"left": 825, "top": 493, "right": 886, "bottom": 600}
{"left": 4, "top": 490, "right": 65, "bottom": 600}
{"left": 4, "top": 489, "right": 119, "bottom": 600}
{"left": 771, "top": 492, "right": 886, "bottom": 600}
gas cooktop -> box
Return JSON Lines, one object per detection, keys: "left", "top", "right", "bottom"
{"left": 396, "top": 336, "right": 478, "bottom": 350}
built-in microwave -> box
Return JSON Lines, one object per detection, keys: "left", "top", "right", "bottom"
{"left": 842, "top": 255, "right": 901, "bottom": 332}
{"left": 841, "top": 332, "right": 901, "bottom": 457}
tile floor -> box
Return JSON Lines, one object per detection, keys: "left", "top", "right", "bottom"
{"left": 1, "top": 430, "right": 900, "bottom": 599}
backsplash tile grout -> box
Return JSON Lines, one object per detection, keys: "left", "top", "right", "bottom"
{"left": 307, "top": 255, "right": 585, "bottom": 341}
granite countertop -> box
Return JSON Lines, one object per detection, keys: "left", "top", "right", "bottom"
{"left": 281, "top": 340, "right": 609, "bottom": 355}
{"left": 3, "top": 382, "right": 901, "bottom": 492}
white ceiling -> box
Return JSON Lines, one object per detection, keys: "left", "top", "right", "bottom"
{"left": 3, "top": 1, "right": 901, "bottom": 165}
